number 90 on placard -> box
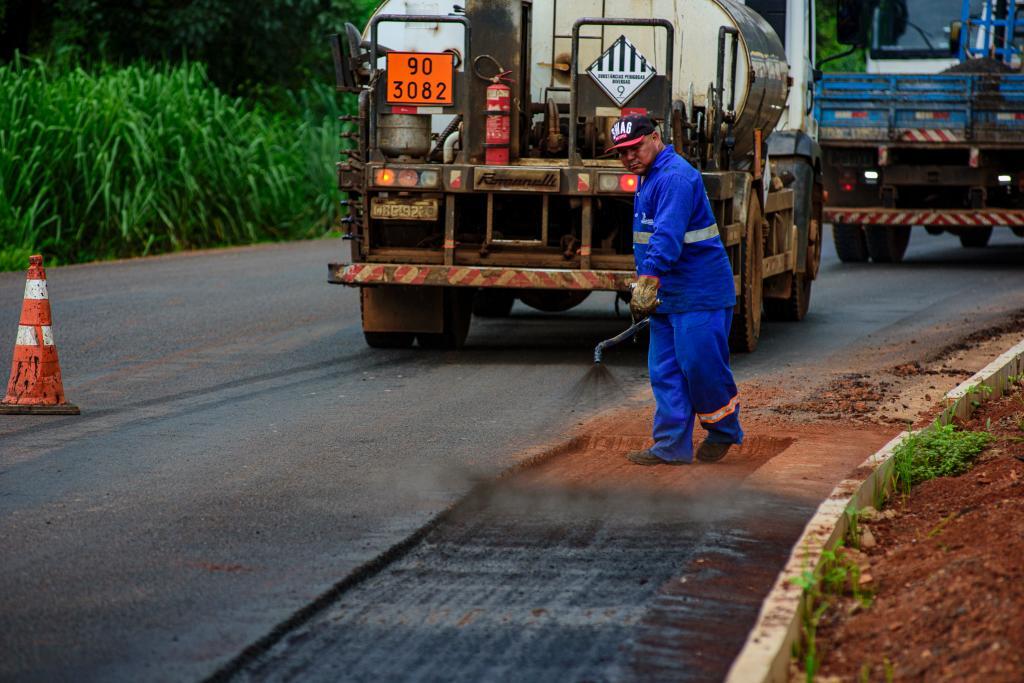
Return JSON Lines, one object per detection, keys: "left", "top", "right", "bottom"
{"left": 386, "top": 52, "right": 455, "bottom": 106}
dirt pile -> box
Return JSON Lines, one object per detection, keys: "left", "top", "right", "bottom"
{"left": 814, "top": 383, "right": 1024, "bottom": 682}
{"left": 778, "top": 373, "right": 893, "bottom": 418}
{"left": 771, "top": 314, "right": 1024, "bottom": 427}
{"left": 942, "top": 57, "right": 1016, "bottom": 74}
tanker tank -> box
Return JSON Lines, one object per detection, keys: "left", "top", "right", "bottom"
{"left": 365, "top": 0, "right": 791, "bottom": 164}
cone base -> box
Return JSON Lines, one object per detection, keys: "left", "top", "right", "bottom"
{"left": 0, "top": 403, "right": 80, "bottom": 415}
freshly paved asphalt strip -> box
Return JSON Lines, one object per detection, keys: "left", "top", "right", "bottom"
{"left": 0, "top": 228, "right": 1022, "bottom": 681}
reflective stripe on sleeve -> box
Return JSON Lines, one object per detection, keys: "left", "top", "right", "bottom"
{"left": 633, "top": 223, "right": 719, "bottom": 246}
{"left": 684, "top": 223, "right": 719, "bottom": 244}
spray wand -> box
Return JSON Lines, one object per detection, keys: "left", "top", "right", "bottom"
{"left": 593, "top": 318, "right": 650, "bottom": 364}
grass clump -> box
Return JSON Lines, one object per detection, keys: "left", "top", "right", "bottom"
{"left": 891, "top": 423, "right": 992, "bottom": 493}
{"left": 790, "top": 544, "right": 873, "bottom": 682}
{"left": 0, "top": 55, "right": 345, "bottom": 269}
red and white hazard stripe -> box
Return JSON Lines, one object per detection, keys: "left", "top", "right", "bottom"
{"left": 898, "top": 129, "right": 962, "bottom": 143}
{"left": 825, "top": 209, "right": 1024, "bottom": 227}
{"left": 337, "top": 263, "right": 636, "bottom": 291}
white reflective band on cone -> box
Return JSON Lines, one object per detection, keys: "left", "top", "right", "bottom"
{"left": 23, "top": 280, "right": 48, "bottom": 300}
{"left": 15, "top": 325, "right": 53, "bottom": 346}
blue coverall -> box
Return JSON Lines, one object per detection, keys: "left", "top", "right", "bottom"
{"left": 633, "top": 146, "right": 743, "bottom": 463}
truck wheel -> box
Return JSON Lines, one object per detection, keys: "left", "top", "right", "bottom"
{"left": 364, "top": 331, "right": 416, "bottom": 348}
{"left": 833, "top": 223, "right": 869, "bottom": 262}
{"left": 865, "top": 225, "right": 911, "bottom": 263}
{"left": 959, "top": 227, "right": 992, "bottom": 248}
{"left": 729, "top": 198, "right": 764, "bottom": 353}
{"left": 417, "top": 288, "right": 474, "bottom": 350}
{"left": 360, "top": 292, "right": 415, "bottom": 348}
{"left": 518, "top": 290, "right": 590, "bottom": 313}
{"left": 765, "top": 273, "right": 811, "bottom": 322}
{"left": 473, "top": 289, "right": 515, "bottom": 317}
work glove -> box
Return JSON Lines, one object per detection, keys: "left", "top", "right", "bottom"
{"left": 629, "top": 275, "right": 660, "bottom": 320}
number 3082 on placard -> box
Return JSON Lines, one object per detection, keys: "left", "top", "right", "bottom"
{"left": 386, "top": 52, "right": 455, "bottom": 106}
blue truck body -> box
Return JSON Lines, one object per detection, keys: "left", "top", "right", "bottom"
{"left": 816, "top": 72, "right": 1024, "bottom": 145}
{"left": 815, "top": 71, "right": 1024, "bottom": 261}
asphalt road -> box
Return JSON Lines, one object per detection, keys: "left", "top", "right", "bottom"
{"left": 1, "top": 227, "right": 1022, "bottom": 681}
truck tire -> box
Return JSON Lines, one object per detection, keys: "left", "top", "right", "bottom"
{"left": 364, "top": 331, "right": 415, "bottom": 348}
{"left": 417, "top": 288, "right": 474, "bottom": 350}
{"left": 729, "top": 198, "right": 763, "bottom": 353}
{"left": 766, "top": 180, "right": 821, "bottom": 322}
{"left": 360, "top": 293, "right": 415, "bottom": 349}
{"left": 959, "top": 227, "right": 992, "bottom": 248}
{"left": 865, "top": 225, "right": 911, "bottom": 263}
{"left": 833, "top": 223, "right": 869, "bottom": 262}
{"left": 765, "top": 273, "right": 811, "bottom": 322}
{"left": 473, "top": 289, "right": 516, "bottom": 317}
{"left": 518, "top": 290, "right": 590, "bottom": 313}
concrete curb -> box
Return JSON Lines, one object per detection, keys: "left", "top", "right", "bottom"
{"left": 724, "top": 335, "right": 1024, "bottom": 683}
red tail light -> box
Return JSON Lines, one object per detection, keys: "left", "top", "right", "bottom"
{"left": 619, "top": 174, "right": 638, "bottom": 192}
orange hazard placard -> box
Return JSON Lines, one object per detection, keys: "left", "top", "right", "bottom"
{"left": 386, "top": 52, "right": 455, "bottom": 106}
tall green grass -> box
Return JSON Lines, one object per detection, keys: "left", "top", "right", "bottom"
{"left": 0, "top": 56, "right": 344, "bottom": 269}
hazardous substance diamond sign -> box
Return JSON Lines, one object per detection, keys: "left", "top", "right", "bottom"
{"left": 587, "top": 35, "right": 656, "bottom": 107}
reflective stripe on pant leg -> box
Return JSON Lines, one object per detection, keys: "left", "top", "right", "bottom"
{"left": 678, "top": 307, "right": 743, "bottom": 444}
{"left": 648, "top": 314, "right": 695, "bottom": 462}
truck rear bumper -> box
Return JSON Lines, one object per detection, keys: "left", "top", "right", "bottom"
{"left": 329, "top": 263, "right": 637, "bottom": 292}
{"left": 825, "top": 208, "right": 1024, "bottom": 228}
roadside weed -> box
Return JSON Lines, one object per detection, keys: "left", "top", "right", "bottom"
{"left": 890, "top": 424, "right": 992, "bottom": 493}
{"left": 0, "top": 246, "right": 35, "bottom": 272}
{"left": 790, "top": 544, "right": 874, "bottom": 681}
{"left": 967, "top": 383, "right": 994, "bottom": 409}
{"left": 844, "top": 505, "right": 861, "bottom": 550}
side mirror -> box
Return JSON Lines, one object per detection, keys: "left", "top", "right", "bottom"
{"left": 949, "top": 20, "right": 963, "bottom": 56}
{"left": 837, "top": 0, "right": 868, "bottom": 46}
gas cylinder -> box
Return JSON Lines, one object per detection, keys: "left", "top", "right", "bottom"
{"left": 485, "top": 81, "right": 511, "bottom": 165}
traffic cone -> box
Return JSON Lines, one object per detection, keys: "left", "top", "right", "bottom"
{"left": 0, "top": 255, "right": 79, "bottom": 415}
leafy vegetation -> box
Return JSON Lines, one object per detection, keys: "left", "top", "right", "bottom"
{"left": 816, "top": 0, "right": 867, "bottom": 72}
{"left": 0, "top": 56, "right": 346, "bottom": 267}
{"left": 1, "top": 0, "right": 376, "bottom": 97}
{"left": 890, "top": 423, "right": 993, "bottom": 493}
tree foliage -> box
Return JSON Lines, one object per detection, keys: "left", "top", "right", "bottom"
{"left": 0, "top": 0, "right": 378, "bottom": 94}
{"left": 816, "top": 0, "right": 867, "bottom": 72}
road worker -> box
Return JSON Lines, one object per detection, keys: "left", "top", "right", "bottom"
{"left": 608, "top": 113, "right": 743, "bottom": 465}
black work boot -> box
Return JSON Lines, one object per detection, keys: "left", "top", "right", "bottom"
{"left": 625, "top": 450, "right": 689, "bottom": 466}
{"left": 696, "top": 441, "right": 732, "bottom": 463}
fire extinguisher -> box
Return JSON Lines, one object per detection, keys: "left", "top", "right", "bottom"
{"left": 485, "top": 74, "right": 512, "bottom": 165}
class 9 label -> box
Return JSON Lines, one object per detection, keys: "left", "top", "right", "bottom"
{"left": 386, "top": 52, "right": 455, "bottom": 106}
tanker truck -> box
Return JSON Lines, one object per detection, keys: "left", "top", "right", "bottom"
{"left": 329, "top": 0, "right": 823, "bottom": 352}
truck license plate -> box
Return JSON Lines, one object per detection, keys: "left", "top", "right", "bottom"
{"left": 385, "top": 52, "right": 455, "bottom": 106}
{"left": 370, "top": 198, "right": 440, "bottom": 221}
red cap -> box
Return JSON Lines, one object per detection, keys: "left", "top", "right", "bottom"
{"left": 606, "top": 114, "right": 656, "bottom": 152}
